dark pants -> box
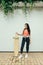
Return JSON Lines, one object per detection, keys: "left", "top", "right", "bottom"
{"left": 20, "top": 37, "right": 30, "bottom": 54}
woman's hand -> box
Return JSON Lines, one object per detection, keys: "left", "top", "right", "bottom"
{"left": 16, "top": 32, "right": 19, "bottom": 35}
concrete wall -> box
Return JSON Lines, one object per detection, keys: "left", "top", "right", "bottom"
{"left": 0, "top": 8, "right": 43, "bottom": 51}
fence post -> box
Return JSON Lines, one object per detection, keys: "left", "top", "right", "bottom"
{"left": 13, "top": 34, "right": 19, "bottom": 56}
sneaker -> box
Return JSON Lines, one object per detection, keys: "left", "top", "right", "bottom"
{"left": 19, "top": 54, "right": 23, "bottom": 59}
{"left": 25, "top": 54, "right": 28, "bottom": 58}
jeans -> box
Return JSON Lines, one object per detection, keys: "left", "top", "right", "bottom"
{"left": 20, "top": 37, "right": 30, "bottom": 54}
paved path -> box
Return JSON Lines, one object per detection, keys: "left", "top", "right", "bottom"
{"left": 0, "top": 53, "right": 43, "bottom": 65}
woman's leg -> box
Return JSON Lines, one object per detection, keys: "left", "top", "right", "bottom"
{"left": 19, "top": 37, "right": 25, "bottom": 59}
{"left": 20, "top": 37, "right": 25, "bottom": 54}
{"left": 26, "top": 37, "right": 30, "bottom": 53}
{"left": 25, "top": 37, "right": 30, "bottom": 58}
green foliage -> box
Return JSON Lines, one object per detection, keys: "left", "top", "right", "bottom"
{"left": 0, "top": 0, "right": 1, "bottom": 4}
{"left": 0, "top": 0, "right": 43, "bottom": 14}
{"left": 1, "top": 0, "right": 13, "bottom": 14}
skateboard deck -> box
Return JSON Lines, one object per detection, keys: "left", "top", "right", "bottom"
{"left": 13, "top": 34, "right": 19, "bottom": 56}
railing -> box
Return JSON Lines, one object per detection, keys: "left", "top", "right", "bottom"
{"left": 12, "top": 1, "right": 43, "bottom": 8}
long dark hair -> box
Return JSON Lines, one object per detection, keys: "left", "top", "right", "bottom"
{"left": 25, "top": 23, "right": 31, "bottom": 35}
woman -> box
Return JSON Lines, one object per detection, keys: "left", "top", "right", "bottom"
{"left": 16, "top": 23, "right": 31, "bottom": 58}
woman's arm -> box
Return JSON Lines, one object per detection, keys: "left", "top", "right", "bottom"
{"left": 16, "top": 32, "right": 23, "bottom": 36}
{"left": 29, "top": 33, "right": 31, "bottom": 44}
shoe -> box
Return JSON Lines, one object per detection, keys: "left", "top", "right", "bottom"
{"left": 19, "top": 54, "right": 23, "bottom": 59}
{"left": 25, "top": 54, "right": 28, "bottom": 58}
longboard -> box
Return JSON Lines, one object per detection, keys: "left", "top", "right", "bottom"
{"left": 13, "top": 34, "right": 19, "bottom": 56}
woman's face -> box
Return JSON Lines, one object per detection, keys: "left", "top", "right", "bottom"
{"left": 24, "top": 24, "right": 27, "bottom": 28}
